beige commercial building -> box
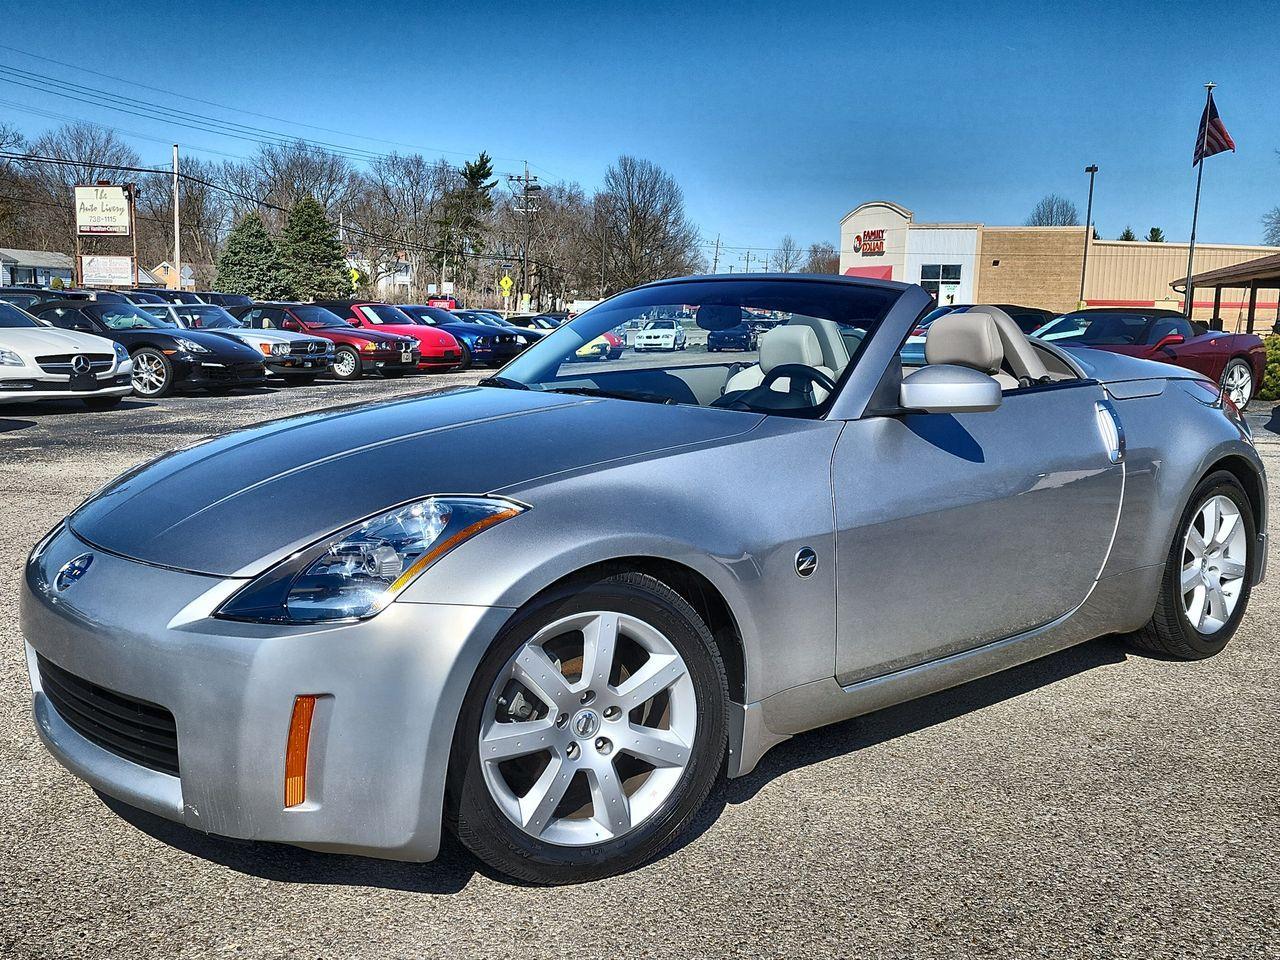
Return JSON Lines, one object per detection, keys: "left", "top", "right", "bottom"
{"left": 839, "top": 201, "right": 1280, "bottom": 329}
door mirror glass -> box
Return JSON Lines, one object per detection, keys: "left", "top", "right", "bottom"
{"left": 900, "top": 364, "right": 1002, "bottom": 414}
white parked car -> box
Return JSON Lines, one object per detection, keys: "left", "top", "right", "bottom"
{"left": 141, "top": 303, "right": 335, "bottom": 384}
{"left": 632, "top": 318, "right": 688, "bottom": 351}
{"left": 0, "top": 301, "right": 133, "bottom": 408}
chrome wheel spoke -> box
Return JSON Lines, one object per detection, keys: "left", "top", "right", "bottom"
{"left": 512, "top": 644, "right": 573, "bottom": 711}
{"left": 620, "top": 724, "right": 689, "bottom": 768}
{"left": 1181, "top": 494, "right": 1248, "bottom": 635}
{"left": 615, "top": 654, "right": 686, "bottom": 711}
{"left": 578, "top": 612, "right": 619, "bottom": 692}
{"left": 1199, "top": 499, "right": 1220, "bottom": 545}
{"left": 480, "top": 717, "right": 557, "bottom": 761}
{"left": 1218, "top": 558, "right": 1246, "bottom": 580}
{"left": 1180, "top": 563, "right": 1202, "bottom": 593}
{"left": 518, "top": 754, "right": 573, "bottom": 836}
{"left": 585, "top": 759, "right": 631, "bottom": 836}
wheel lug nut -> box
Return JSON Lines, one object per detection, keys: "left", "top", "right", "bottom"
{"left": 555, "top": 713, "right": 568, "bottom": 727}
{"left": 580, "top": 690, "right": 595, "bottom": 705}
{"left": 594, "top": 737, "right": 612, "bottom": 755}
{"left": 566, "top": 742, "right": 580, "bottom": 760}
{"left": 603, "top": 706, "right": 620, "bottom": 720}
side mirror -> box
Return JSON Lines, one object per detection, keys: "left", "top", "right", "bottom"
{"left": 347, "top": 315, "right": 363, "bottom": 326}
{"left": 899, "top": 364, "right": 1002, "bottom": 414}
{"left": 281, "top": 319, "right": 301, "bottom": 332}
{"left": 1151, "top": 333, "right": 1184, "bottom": 352}
{"left": 71, "top": 320, "right": 95, "bottom": 333}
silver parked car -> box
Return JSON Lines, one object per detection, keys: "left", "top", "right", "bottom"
{"left": 21, "top": 276, "right": 1267, "bottom": 884}
{"left": 141, "top": 303, "right": 334, "bottom": 384}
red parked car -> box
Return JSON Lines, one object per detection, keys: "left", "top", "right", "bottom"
{"left": 1033, "top": 308, "right": 1267, "bottom": 410}
{"left": 315, "top": 300, "right": 462, "bottom": 372}
{"left": 230, "top": 302, "right": 420, "bottom": 381}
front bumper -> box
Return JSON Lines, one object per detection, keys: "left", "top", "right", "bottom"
{"left": 21, "top": 525, "right": 513, "bottom": 862}
{"left": 177, "top": 358, "right": 268, "bottom": 389}
{"left": 0, "top": 373, "right": 132, "bottom": 403}
{"left": 417, "top": 348, "right": 461, "bottom": 370}
{"left": 360, "top": 351, "right": 419, "bottom": 373}
{"left": 265, "top": 356, "right": 333, "bottom": 376}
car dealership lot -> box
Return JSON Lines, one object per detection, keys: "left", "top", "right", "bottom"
{"left": 1, "top": 386, "right": 1277, "bottom": 957}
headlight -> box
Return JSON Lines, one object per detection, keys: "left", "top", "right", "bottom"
{"left": 112, "top": 342, "right": 129, "bottom": 363}
{"left": 0, "top": 348, "right": 25, "bottom": 366}
{"left": 216, "top": 496, "right": 526, "bottom": 624}
{"left": 516, "top": 335, "right": 527, "bottom": 345}
{"left": 270, "top": 342, "right": 291, "bottom": 357}
{"left": 175, "top": 337, "right": 210, "bottom": 354}
{"left": 476, "top": 336, "right": 490, "bottom": 347}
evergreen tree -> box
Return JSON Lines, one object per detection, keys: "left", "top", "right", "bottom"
{"left": 215, "top": 212, "right": 292, "bottom": 299}
{"left": 1118, "top": 226, "right": 1137, "bottom": 241}
{"left": 1146, "top": 227, "right": 1166, "bottom": 243}
{"left": 280, "top": 195, "right": 350, "bottom": 300}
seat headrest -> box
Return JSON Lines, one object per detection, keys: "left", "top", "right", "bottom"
{"left": 925, "top": 312, "right": 1003, "bottom": 375}
{"left": 963, "top": 305, "right": 1050, "bottom": 381}
{"left": 695, "top": 304, "right": 743, "bottom": 331}
{"left": 761, "top": 325, "right": 825, "bottom": 373}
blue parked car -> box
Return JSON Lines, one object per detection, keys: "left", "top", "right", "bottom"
{"left": 399, "top": 305, "right": 527, "bottom": 369}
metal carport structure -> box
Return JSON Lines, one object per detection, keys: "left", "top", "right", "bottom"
{"left": 1175, "top": 253, "right": 1280, "bottom": 333}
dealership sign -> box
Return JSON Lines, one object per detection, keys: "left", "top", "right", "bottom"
{"left": 74, "top": 185, "right": 131, "bottom": 236}
{"left": 852, "top": 228, "right": 886, "bottom": 256}
{"left": 80, "top": 255, "right": 134, "bottom": 286}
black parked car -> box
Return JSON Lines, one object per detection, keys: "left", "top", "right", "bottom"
{"left": 706, "top": 322, "right": 759, "bottom": 352}
{"left": 32, "top": 300, "right": 267, "bottom": 398}
{"left": 128, "top": 288, "right": 205, "bottom": 305}
{"left": 197, "top": 291, "right": 254, "bottom": 308}
{"left": 0, "top": 287, "right": 61, "bottom": 311}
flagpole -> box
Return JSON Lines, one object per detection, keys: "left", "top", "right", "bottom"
{"left": 1184, "top": 81, "right": 1215, "bottom": 319}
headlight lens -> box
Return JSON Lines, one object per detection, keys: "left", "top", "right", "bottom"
{"left": 270, "top": 342, "right": 291, "bottom": 357}
{"left": 516, "top": 335, "right": 527, "bottom": 345}
{"left": 112, "top": 342, "right": 129, "bottom": 362}
{"left": 0, "top": 347, "right": 25, "bottom": 366}
{"left": 476, "top": 336, "right": 490, "bottom": 347}
{"left": 175, "top": 337, "right": 210, "bottom": 354}
{"left": 216, "top": 496, "right": 526, "bottom": 624}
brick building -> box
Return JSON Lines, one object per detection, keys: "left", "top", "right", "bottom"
{"left": 838, "top": 200, "right": 1280, "bottom": 327}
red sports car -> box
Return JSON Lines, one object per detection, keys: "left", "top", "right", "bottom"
{"left": 314, "top": 300, "right": 463, "bottom": 371}
{"left": 1033, "top": 308, "right": 1267, "bottom": 409}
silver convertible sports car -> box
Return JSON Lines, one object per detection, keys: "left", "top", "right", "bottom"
{"left": 22, "top": 275, "right": 1267, "bottom": 884}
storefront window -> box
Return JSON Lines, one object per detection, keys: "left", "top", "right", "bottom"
{"left": 920, "top": 263, "right": 962, "bottom": 301}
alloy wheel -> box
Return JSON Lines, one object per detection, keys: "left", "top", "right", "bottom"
{"left": 1180, "top": 493, "right": 1248, "bottom": 634}
{"left": 334, "top": 350, "right": 358, "bottom": 378}
{"left": 132, "top": 352, "right": 167, "bottom": 396}
{"left": 479, "top": 611, "right": 697, "bottom": 846}
{"left": 1223, "top": 362, "right": 1253, "bottom": 409}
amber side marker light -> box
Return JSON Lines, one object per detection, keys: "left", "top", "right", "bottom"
{"left": 284, "top": 695, "right": 318, "bottom": 808}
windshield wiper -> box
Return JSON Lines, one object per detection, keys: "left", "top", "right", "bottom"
{"left": 546, "top": 386, "right": 676, "bottom": 405}
{"left": 478, "top": 375, "right": 530, "bottom": 390}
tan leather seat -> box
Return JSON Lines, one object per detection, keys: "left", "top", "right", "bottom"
{"left": 724, "top": 325, "right": 837, "bottom": 401}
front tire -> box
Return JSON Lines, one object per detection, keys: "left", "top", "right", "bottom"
{"left": 457, "top": 343, "right": 474, "bottom": 371}
{"left": 1132, "top": 471, "right": 1255, "bottom": 659}
{"left": 1220, "top": 358, "right": 1254, "bottom": 410}
{"left": 332, "top": 347, "right": 361, "bottom": 381}
{"left": 130, "top": 348, "right": 174, "bottom": 398}
{"left": 449, "top": 570, "right": 728, "bottom": 884}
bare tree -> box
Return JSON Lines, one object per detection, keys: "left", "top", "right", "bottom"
{"left": 770, "top": 234, "right": 803, "bottom": 272}
{"left": 596, "top": 156, "right": 702, "bottom": 291}
{"left": 803, "top": 240, "right": 839, "bottom": 274}
{"left": 1025, "top": 194, "right": 1080, "bottom": 226}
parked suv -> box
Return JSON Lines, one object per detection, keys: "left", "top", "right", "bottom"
{"left": 32, "top": 300, "right": 267, "bottom": 397}
{"left": 229, "top": 302, "right": 420, "bottom": 380}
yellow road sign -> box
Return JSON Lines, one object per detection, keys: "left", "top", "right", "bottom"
{"left": 499, "top": 274, "right": 514, "bottom": 296}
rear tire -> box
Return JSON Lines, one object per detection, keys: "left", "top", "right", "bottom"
{"left": 1132, "top": 471, "right": 1255, "bottom": 659}
{"left": 449, "top": 570, "right": 728, "bottom": 885}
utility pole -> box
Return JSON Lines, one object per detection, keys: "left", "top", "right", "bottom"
{"left": 1184, "top": 81, "right": 1216, "bottom": 319}
{"left": 1078, "top": 164, "right": 1098, "bottom": 309}
{"left": 739, "top": 249, "right": 754, "bottom": 273}
{"left": 172, "top": 144, "right": 181, "bottom": 292}
{"left": 506, "top": 162, "right": 540, "bottom": 310}
{"left": 710, "top": 234, "right": 721, "bottom": 273}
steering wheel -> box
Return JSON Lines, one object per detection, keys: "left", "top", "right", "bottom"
{"left": 760, "top": 363, "right": 837, "bottom": 395}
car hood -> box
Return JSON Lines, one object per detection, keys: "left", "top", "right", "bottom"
{"left": 0, "top": 326, "right": 116, "bottom": 356}
{"left": 176, "top": 328, "right": 265, "bottom": 359}
{"left": 443, "top": 321, "right": 502, "bottom": 339}
{"left": 69, "top": 387, "right": 764, "bottom": 577}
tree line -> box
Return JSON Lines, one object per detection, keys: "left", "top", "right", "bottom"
{"left": 0, "top": 120, "right": 842, "bottom": 306}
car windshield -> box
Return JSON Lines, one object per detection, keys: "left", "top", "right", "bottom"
{"left": 293, "top": 305, "right": 350, "bottom": 327}
{"left": 358, "top": 304, "right": 414, "bottom": 325}
{"left": 0, "top": 292, "right": 41, "bottom": 310}
{"left": 1035, "top": 312, "right": 1154, "bottom": 345}
{"left": 407, "top": 305, "right": 456, "bottom": 326}
{"left": 90, "top": 304, "right": 175, "bottom": 329}
{"left": 494, "top": 279, "right": 899, "bottom": 416}
{"left": 178, "top": 304, "right": 241, "bottom": 329}
{"left": 0, "top": 302, "right": 41, "bottom": 328}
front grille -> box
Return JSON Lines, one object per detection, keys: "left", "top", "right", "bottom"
{"left": 35, "top": 353, "right": 114, "bottom": 375}
{"left": 37, "top": 654, "right": 179, "bottom": 775}
{"left": 289, "top": 341, "right": 331, "bottom": 357}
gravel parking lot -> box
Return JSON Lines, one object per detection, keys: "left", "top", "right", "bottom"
{"left": 1, "top": 383, "right": 1276, "bottom": 959}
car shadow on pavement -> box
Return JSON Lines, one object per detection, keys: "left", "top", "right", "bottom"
{"left": 0, "top": 417, "right": 36, "bottom": 434}
{"left": 97, "top": 792, "right": 478, "bottom": 893}
{"left": 671, "top": 635, "right": 1132, "bottom": 854}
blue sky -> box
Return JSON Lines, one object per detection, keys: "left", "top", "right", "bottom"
{"left": 2, "top": 0, "right": 1276, "bottom": 259}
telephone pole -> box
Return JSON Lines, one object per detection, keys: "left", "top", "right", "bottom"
{"left": 172, "top": 144, "right": 181, "bottom": 291}
{"left": 506, "top": 162, "right": 541, "bottom": 309}
{"left": 739, "top": 249, "right": 755, "bottom": 273}
{"left": 710, "top": 234, "right": 721, "bottom": 273}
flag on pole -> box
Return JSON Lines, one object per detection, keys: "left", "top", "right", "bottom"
{"left": 1193, "top": 91, "right": 1235, "bottom": 165}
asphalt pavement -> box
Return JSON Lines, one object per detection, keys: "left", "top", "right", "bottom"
{"left": 1, "top": 379, "right": 1276, "bottom": 959}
